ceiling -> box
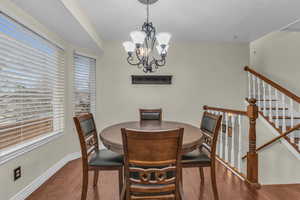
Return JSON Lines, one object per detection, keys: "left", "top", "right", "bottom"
{"left": 77, "top": 0, "right": 300, "bottom": 42}
{"left": 11, "top": 0, "right": 100, "bottom": 52}
{"left": 11, "top": 0, "right": 300, "bottom": 51}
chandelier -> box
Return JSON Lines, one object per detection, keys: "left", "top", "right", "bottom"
{"left": 122, "top": 0, "right": 171, "bottom": 73}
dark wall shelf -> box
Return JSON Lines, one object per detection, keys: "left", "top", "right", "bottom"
{"left": 131, "top": 75, "right": 172, "bottom": 85}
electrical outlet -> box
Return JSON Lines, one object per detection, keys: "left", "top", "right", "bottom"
{"left": 14, "top": 166, "right": 21, "bottom": 181}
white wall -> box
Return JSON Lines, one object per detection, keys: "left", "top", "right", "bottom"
{"left": 256, "top": 116, "right": 300, "bottom": 184}
{"left": 96, "top": 41, "right": 249, "bottom": 130}
{"left": 250, "top": 31, "right": 300, "bottom": 96}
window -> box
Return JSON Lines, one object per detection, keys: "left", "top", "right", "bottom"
{"left": 0, "top": 13, "right": 65, "bottom": 150}
{"left": 73, "top": 54, "right": 96, "bottom": 116}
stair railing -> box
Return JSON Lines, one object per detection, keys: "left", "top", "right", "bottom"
{"left": 203, "top": 98, "right": 260, "bottom": 188}
{"left": 244, "top": 66, "right": 300, "bottom": 153}
{"left": 242, "top": 123, "right": 300, "bottom": 159}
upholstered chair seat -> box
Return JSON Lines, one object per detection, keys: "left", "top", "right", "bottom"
{"left": 89, "top": 149, "right": 123, "bottom": 167}
{"left": 181, "top": 149, "right": 211, "bottom": 166}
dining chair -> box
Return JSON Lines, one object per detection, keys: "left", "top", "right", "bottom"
{"left": 139, "top": 108, "right": 162, "bottom": 121}
{"left": 73, "top": 113, "right": 124, "bottom": 200}
{"left": 121, "top": 128, "right": 184, "bottom": 200}
{"left": 181, "top": 112, "right": 222, "bottom": 200}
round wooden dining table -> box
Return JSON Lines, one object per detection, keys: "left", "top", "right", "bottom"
{"left": 99, "top": 120, "right": 203, "bottom": 154}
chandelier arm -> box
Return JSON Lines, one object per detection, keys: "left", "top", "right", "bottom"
{"left": 127, "top": 54, "right": 141, "bottom": 66}
{"left": 155, "top": 56, "right": 166, "bottom": 67}
{"left": 143, "top": 65, "right": 150, "bottom": 73}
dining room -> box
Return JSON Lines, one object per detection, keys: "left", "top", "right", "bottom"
{"left": 0, "top": 0, "right": 300, "bottom": 200}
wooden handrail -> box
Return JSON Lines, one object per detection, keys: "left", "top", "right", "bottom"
{"left": 242, "top": 123, "right": 300, "bottom": 159}
{"left": 203, "top": 105, "right": 247, "bottom": 116}
{"left": 244, "top": 66, "right": 300, "bottom": 104}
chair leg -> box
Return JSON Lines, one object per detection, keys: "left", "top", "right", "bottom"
{"left": 178, "top": 181, "right": 184, "bottom": 200}
{"left": 126, "top": 187, "right": 130, "bottom": 200}
{"left": 210, "top": 165, "right": 219, "bottom": 200}
{"left": 81, "top": 170, "right": 89, "bottom": 200}
{"left": 180, "top": 168, "right": 183, "bottom": 186}
{"left": 120, "top": 183, "right": 126, "bottom": 200}
{"left": 93, "top": 170, "right": 99, "bottom": 187}
{"left": 199, "top": 167, "right": 204, "bottom": 184}
{"left": 118, "top": 168, "right": 124, "bottom": 196}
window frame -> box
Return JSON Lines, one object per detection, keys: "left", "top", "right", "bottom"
{"left": 73, "top": 52, "right": 97, "bottom": 117}
{"left": 0, "top": 12, "right": 65, "bottom": 165}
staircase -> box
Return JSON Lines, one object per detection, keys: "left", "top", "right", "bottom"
{"left": 202, "top": 67, "right": 300, "bottom": 186}
{"left": 245, "top": 66, "right": 300, "bottom": 154}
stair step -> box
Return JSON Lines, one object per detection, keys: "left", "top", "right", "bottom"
{"left": 279, "top": 126, "right": 300, "bottom": 131}
{"left": 262, "top": 107, "right": 288, "bottom": 110}
{"left": 272, "top": 116, "right": 300, "bottom": 119}
{"left": 257, "top": 99, "right": 278, "bottom": 101}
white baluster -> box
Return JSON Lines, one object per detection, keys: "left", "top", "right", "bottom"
{"left": 257, "top": 78, "right": 261, "bottom": 110}
{"left": 225, "top": 113, "right": 229, "bottom": 163}
{"left": 275, "top": 89, "right": 279, "bottom": 128}
{"left": 268, "top": 85, "right": 273, "bottom": 122}
{"left": 248, "top": 72, "right": 252, "bottom": 99}
{"left": 216, "top": 112, "right": 221, "bottom": 156}
{"left": 290, "top": 99, "right": 294, "bottom": 128}
{"left": 215, "top": 111, "right": 219, "bottom": 156}
{"left": 282, "top": 94, "right": 286, "bottom": 133}
{"left": 237, "top": 115, "right": 242, "bottom": 172}
{"left": 219, "top": 112, "right": 224, "bottom": 159}
{"left": 263, "top": 81, "right": 267, "bottom": 116}
{"left": 252, "top": 75, "right": 256, "bottom": 98}
{"left": 290, "top": 98, "right": 295, "bottom": 143}
{"left": 230, "top": 114, "right": 236, "bottom": 167}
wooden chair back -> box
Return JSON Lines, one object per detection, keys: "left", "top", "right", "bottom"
{"left": 200, "top": 112, "right": 222, "bottom": 160}
{"left": 121, "top": 128, "right": 184, "bottom": 199}
{"left": 139, "top": 108, "right": 162, "bottom": 121}
{"left": 73, "top": 113, "right": 99, "bottom": 166}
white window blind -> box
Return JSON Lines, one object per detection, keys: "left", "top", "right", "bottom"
{"left": 0, "top": 13, "right": 65, "bottom": 150}
{"left": 73, "top": 54, "right": 96, "bottom": 116}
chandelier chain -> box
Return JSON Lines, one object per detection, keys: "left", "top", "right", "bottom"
{"left": 147, "top": 0, "right": 149, "bottom": 23}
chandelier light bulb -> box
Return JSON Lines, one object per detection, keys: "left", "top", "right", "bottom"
{"left": 156, "top": 32, "right": 171, "bottom": 46}
{"left": 130, "top": 31, "right": 146, "bottom": 45}
{"left": 139, "top": 47, "right": 152, "bottom": 56}
{"left": 123, "top": 41, "right": 136, "bottom": 53}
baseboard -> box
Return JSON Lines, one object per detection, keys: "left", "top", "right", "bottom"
{"left": 10, "top": 152, "right": 81, "bottom": 200}
{"left": 262, "top": 183, "right": 300, "bottom": 186}
{"left": 216, "top": 157, "right": 245, "bottom": 181}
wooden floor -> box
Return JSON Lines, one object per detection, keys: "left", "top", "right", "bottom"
{"left": 27, "top": 159, "right": 300, "bottom": 200}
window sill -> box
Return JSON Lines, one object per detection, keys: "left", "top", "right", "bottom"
{"left": 0, "top": 131, "right": 63, "bottom": 166}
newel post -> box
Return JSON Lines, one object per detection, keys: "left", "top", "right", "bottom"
{"left": 246, "top": 98, "right": 260, "bottom": 188}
